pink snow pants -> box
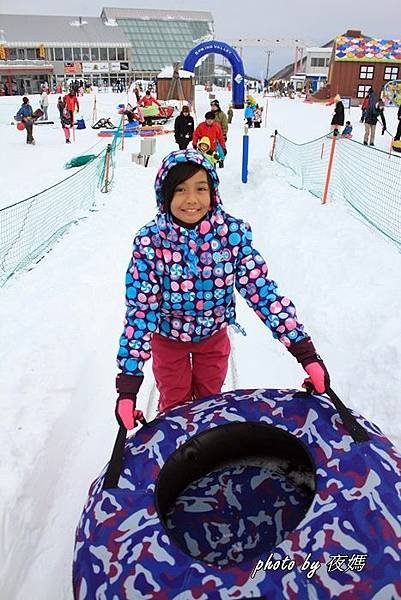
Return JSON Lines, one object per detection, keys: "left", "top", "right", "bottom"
{"left": 151, "top": 328, "right": 231, "bottom": 412}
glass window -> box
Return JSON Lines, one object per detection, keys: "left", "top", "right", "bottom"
{"left": 8, "top": 48, "right": 17, "bottom": 60}
{"left": 82, "top": 48, "right": 90, "bottom": 61}
{"left": 117, "top": 48, "right": 125, "bottom": 60}
{"left": 54, "top": 47, "right": 63, "bottom": 61}
{"left": 384, "top": 66, "right": 399, "bottom": 81}
{"left": 359, "top": 65, "right": 374, "bottom": 80}
{"left": 108, "top": 48, "right": 117, "bottom": 60}
{"left": 73, "top": 47, "right": 82, "bottom": 61}
{"left": 91, "top": 47, "right": 99, "bottom": 61}
{"left": 17, "top": 48, "right": 26, "bottom": 60}
{"left": 64, "top": 47, "right": 72, "bottom": 61}
{"left": 357, "top": 84, "right": 372, "bottom": 98}
{"left": 99, "top": 47, "right": 108, "bottom": 60}
{"left": 27, "top": 48, "right": 37, "bottom": 60}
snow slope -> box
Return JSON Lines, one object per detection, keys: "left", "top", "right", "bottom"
{"left": 0, "top": 89, "right": 400, "bottom": 599}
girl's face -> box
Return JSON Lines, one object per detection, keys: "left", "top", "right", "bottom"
{"left": 170, "top": 170, "right": 211, "bottom": 224}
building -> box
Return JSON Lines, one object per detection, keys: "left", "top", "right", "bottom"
{"left": 100, "top": 7, "right": 214, "bottom": 83}
{"left": 315, "top": 30, "right": 401, "bottom": 101}
{"left": 0, "top": 8, "right": 214, "bottom": 94}
{"left": 269, "top": 40, "right": 334, "bottom": 86}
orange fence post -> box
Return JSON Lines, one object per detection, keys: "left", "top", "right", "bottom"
{"left": 322, "top": 134, "right": 338, "bottom": 204}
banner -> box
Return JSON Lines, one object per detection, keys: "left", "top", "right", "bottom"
{"left": 64, "top": 62, "right": 82, "bottom": 74}
{"left": 82, "top": 62, "right": 109, "bottom": 73}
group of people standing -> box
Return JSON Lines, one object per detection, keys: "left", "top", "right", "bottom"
{"left": 330, "top": 89, "right": 387, "bottom": 147}
{"left": 174, "top": 99, "right": 228, "bottom": 168}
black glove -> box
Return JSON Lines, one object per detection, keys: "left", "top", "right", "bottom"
{"left": 288, "top": 337, "right": 330, "bottom": 394}
{"left": 223, "top": 147, "right": 227, "bottom": 156}
{"left": 382, "top": 126, "right": 386, "bottom": 135}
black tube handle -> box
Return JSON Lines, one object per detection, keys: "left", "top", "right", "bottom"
{"left": 103, "top": 416, "right": 147, "bottom": 490}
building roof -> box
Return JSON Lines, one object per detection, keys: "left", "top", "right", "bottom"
{"left": 0, "top": 14, "right": 130, "bottom": 46}
{"left": 101, "top": 7, "right": 213, "bottom": 22}
{"left": 306, "top": 47, "right": 332, "bottom": 53}
{"left": 335, "top": 33, "right": 401, "bottom": 63}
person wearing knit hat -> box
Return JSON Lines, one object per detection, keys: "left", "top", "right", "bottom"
{"left": 192, "top": 111, "right": 226, "bottom": 156}
{"left": 210, "top": 100, "right": 229, "bottom": 167}
{"left": 210, "top": 99, "right": 228, "bottom": 141}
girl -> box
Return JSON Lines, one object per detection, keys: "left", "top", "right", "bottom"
{"left": 116, "top": 150, "right": 330, "bottom": 429}
{"left": 61, "top": 105, "right": 72, "bottom": 143}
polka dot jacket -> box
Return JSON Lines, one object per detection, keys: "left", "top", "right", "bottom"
{"left": 117, "top": 149, "right": 307, "bottom": 376}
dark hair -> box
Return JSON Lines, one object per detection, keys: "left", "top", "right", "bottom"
{"left": 161, "top": 163, "right": 213, "bottom": 212}
{"left": 146, "top": 90, "right": 150, "bottom": 95}
{"left": 22, "top": 96, "right": 29, "bottom": 104}
{"left": 204, "top": 111, "right": 215, "bottom": 120}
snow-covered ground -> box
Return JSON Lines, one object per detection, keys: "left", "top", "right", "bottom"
{"left": 0, "top": 88, "right": 400, "bottom": 599}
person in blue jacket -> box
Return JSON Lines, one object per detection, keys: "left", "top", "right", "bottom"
{"left": 15, "top": 97, "right": 35, "bottom": 144}
{"left": 244, "top": 101, "right": 255, "bottom": 128}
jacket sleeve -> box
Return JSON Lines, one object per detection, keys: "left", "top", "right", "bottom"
{"left": 234, "top": 221, "right": 307, "bottom": 348}
{"left": 15, "top": 107, "right": 24, "bottom": 120}
{"left": 174, "top": 116, "right": 180, "bottom": 140}
{"left": 221, "top": 113, "right": 228, "bottom": 136}
{"left": 216, "top": 123, "right": 226, "bottom": 148}
{"left": 192, "top": 124, "right": 200, "bottom": 146}
{"left": 117, "top": 236, "right": 162, "bottom": 376}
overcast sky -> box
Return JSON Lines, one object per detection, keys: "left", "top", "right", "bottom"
{"left": 1, "top": 0, "right": 400, "bottom": 77}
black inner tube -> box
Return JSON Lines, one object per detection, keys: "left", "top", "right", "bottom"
{"left": 155, "top": 422, "right": 316, "bottom": 563}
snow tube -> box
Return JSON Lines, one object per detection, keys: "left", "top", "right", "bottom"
{"left": 16, "top": 121, "right": 25, "bottom": 131}
{"left": 142, "top": 104, "right": 160, "bottom": 117}
{"left": 73, "top": 389, "right": 401, "bottom": 599}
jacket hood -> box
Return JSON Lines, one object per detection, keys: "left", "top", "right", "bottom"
{"left": 154, "top": 149, "right": 221, "bottom": 210}
{"left": 198, "top": 136, "right": 211, "bottom": 149}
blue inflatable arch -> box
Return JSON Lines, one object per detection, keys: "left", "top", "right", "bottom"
{"left": 183, "top": 40, "right": 245, "bottom": 108}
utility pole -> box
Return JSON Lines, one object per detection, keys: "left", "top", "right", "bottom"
{"left": 265, "top": 50, "right": 273, "bottom": 86}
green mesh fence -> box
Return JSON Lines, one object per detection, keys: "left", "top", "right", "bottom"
{"left": 0, "top": 126, "right": 122, "bottom": 287}
{"left": 274, "top": 133, "right": 401, "bottom": 250}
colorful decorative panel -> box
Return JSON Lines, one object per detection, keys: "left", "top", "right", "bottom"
{"left": 335, "top": 36, "right": 401, "bottom": 63}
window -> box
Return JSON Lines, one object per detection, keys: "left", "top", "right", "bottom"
{"left": 82, "top": 48, "right": 90, "bottom": 61}
{"left": 359, "top": 65, "right": 374, "bottom": 79}
{"left": 26, "top": 48, "right": 36, "bottom": 60}
{"left": 311, "top": 57, "right": 326, "bottom": 67}
{"left": 384, "top": 66, "right": 399, "bottom": 80}
{"left": 17, "top": 48, "right": 26, "bottom": 60}
{"left": 108, "top": 48, "right": 117, "bottom": 61}
{"left": 91, "top": 47, "right": 99, "bottom": 61}
{"left": 73, "top": 47, "right": 82, "bottom": 61}
{"left": 99, "top": 47, "right": 108, "bottom": 61}
{"left": 8, "top": 48, "right": 17, "bottom": 60}
{"left": 357, "top": 84, "right": 372, "bottom": 98}
{"left": 325, "top": 58, "right": 330, "bottom": 66}
{"left": 117, "top": 48, "right": 125, "bottom": 61}
{"left": 54, "top": 47, "right": 63, "bottom": 61}
{"left": 64, "top": 48, "right": 72, "bottom": 61}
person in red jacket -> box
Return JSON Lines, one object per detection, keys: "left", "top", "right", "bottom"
{"left": 139, "top": 90, "right": 161, "bottom": 125}
{"left": 192, "top": 111, "right": 226, "bottom": 154}
{"left": 63, "top": 91, "right": 80, "bottom": 123}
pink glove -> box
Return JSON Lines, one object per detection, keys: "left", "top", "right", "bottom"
{"left": 288, "top": 337, "right": 330, "bottom": 395}
{"left": 115, "top": 373, "right": 144, "bottom": 429}
{"left": 116, "top": 398, "right": 144, "bottom": 430}
{"left": 303, "top": 362, "right": 328, "bottom": 394}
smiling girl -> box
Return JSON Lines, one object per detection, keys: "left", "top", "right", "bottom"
{"left": 115, "top": 150, "right": 330, "bottom": 428}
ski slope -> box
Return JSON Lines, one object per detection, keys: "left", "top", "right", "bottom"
{"left": 0, "top": 89, "right": 400, "bottom": 599}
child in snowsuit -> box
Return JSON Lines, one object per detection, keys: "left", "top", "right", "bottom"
{"left": 61, "top": 106, "right": 72, "bottom": 143}
{"left": 341, "top": 121, "right": 353, "bottom": 138}
{"left": 115, "top": 149, "right": 331, "bottom": 429}
{"left": 197, "top": 136, "right": 219, "bottom": 167}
